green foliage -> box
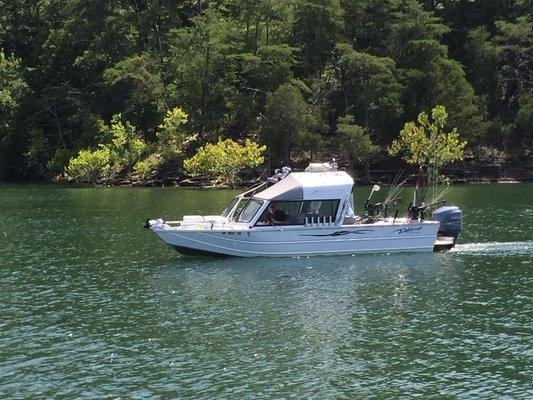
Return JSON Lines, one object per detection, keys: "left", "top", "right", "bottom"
{"left": 464, "top": 27, "right": 499, "bottom": 99}
{"left": 64, "top": 113, "right": 147, "bottom": 182}
{"left": 167, "top": 10, "right": 231, "bottom": 133}
{"left": 1, "top": 0, "right": 531, "bottom": 182}
{"left": 334, "top": 43, "right": 404, "bottom": 140}
{"left": 24, "top": 128, "right": 49, "bottom": 176}
{"left": 184, "top": 139, "right": 266, "bottom": 187}
{"left": 65, "top": 147, "right": 112, "bottom": 184}
{"left": 337, "top": 115, "right": 379, "bottom": 170}
{"left": 134, "top": 153, "right": 163, "bottom": 181}
{"left": 99, "top": 114, "right": 146, "bottom": 169}
{"left": 103, "top": 53, "right": 167, "bottom": 125}
{"left": 156, "top": 107, "right": 190, "bottom": 158}
{"left": 47, "top": 148, "right": 74, "bottom": 177}
{"left": 0, "top": 49, "right": 29, "bottom": 178}
{"left": 291, "top": 0, "right": 341, "bottom": 75}
{"left": 494, "top": 16, "right": 532, "bottom": 110}
{"left": 261, "top": 83, "right": 320, "bottom": 165}
{"left": 389, "top": 105, "right": 467, "bottom": 171}
{"left": 429, "top": 58, "right": 487, "bottom": 143}
{"left": 0, "top": 50, "right": 27, "bottom": 120}
{"left": 507, "top": 92, "right": 533, "bottom": 157}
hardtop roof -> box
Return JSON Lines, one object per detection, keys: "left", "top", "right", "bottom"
{"left": 254, "top": 171, "right": 354, "bottom": 201}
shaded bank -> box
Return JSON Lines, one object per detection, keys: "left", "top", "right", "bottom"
{"left": 51, "top": 158, "right": 533, "bottom": 187}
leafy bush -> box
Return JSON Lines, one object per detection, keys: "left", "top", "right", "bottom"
{"left": 184, "top": 139, "right": 265, "bottom": 187}
{"left": 101, "top": 114, "right": 146, "bottom": 168}
{"left": 65, "top": 147, "right": 111, "bottom": 183}
{"left": 64, "top": 114, "right": 148, "bottom": 183}
{"left": 156, "top": 107, "right": 190, "bottom": 158}
{"left": 46, "top": 148, "right": 74, "bottom": 177}
{"left": 134, "top": 153, "right": 162, "bottom": 180}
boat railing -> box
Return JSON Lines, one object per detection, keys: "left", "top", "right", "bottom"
{"left": 304, "top": 216, "right": 335, "bottom": 228}
{"left": 163, "top": 219, "right": 232, "bottom": 230}
{"left": 163, "top": 220, "right": 181, "bottom": 225}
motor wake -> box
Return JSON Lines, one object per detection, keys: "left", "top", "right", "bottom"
{"left": 451, "top": 241, "right": 532, "bottom": 255}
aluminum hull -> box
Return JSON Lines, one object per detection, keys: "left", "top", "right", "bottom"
{"left": 152, "top": 221, "right": 440, "bottom": 257}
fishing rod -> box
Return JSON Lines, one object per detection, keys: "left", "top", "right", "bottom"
{"left": 364, "top": 184, "right": 381, "bottom": 215}
{"left": 369, "top": 170, "right": 406, "bottom": 218}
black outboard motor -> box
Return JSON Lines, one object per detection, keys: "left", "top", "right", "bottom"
{"left": 432, "top": 206, "right": 462, "bottom": 242}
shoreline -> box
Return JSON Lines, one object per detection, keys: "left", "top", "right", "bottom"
{"left": 3, "top": 174, "right": 529, "bottom": 189}
{"left": 3, "top": 159, "right": 531, "bottom": 188}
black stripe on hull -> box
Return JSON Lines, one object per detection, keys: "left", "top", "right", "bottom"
{"left": 171, "top": 245, "right": 230, "bottom": 257}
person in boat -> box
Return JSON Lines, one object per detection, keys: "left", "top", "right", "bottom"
{"left": 263, "top": 202, "right": 287, "bottom": 225}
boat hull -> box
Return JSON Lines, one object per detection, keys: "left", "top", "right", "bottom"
{"left": 152, "top": 222, "right": 440, "bottom": 257}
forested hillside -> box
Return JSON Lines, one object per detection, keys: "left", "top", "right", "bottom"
{"left": 0, "top": 0, "right": 531, "bottom": 183}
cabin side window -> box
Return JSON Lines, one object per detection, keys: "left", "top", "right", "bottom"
{"left": 256, "top": 199, "right": 340, "bottom": 226}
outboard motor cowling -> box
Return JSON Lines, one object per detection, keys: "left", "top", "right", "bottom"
{"left": 432, "top": 206, "right": 462, "bottom": 241}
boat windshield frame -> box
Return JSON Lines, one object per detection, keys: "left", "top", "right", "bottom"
{"left": 233, "top": 198, "right": 264, "bottom": 223}
{"left": 221, "top": 197, "right": 241, "bottom": 218}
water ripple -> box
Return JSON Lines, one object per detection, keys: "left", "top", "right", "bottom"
{"left": 1, "top": 184, "right": 532, "bottom": 399}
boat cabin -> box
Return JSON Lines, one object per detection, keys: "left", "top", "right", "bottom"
{"left": 223, "top": 170, "right": 355, "bottom": 228}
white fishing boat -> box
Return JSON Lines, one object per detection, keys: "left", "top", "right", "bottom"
{"left": 145, "top": 163, "right": 462, "bottom": 257}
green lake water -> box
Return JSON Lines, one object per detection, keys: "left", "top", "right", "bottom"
{"left": 1, "top": 183, "right": 532, "bottom": 399}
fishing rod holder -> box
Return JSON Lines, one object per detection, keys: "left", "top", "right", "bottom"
{"left": 365, "top": 197, "right": 402, "bottom": 218}
{"left": 408, "top": 200, "right": 447, "bottom": 220}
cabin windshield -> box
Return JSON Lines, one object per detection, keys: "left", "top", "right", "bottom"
{"left": 221, "top": 197, "right": 240, "bottom": 217}
{"left": 234, "top": 199, "right": 264, "bottom": 223}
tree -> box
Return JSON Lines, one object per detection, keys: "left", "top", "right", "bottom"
{"left": 134, "top": 108, "right": 195, "bottom": 181}
{"left": 464, "top": 27, "right": 499, "bottom": 105}
{"left": 155, "top": 107, "right": 191, "bottom": 159}
{"left": 224, "top": 43, "right": 296, "bottom": 135}
{"left": 494, "top": 16, "right": 532, "bottom": 120}
{"left": 0, "top": 50, "right": 28, "bottom": 178}
{"left": 167, "top": 10, "right": 231, "bottom": 133}
{"left": 514, "top": 92, "right": 533, "bottom": 156}
{"left": 261, "top": 83, "right": 319, "bottom": 166}
{"left": 341, "top": 0, "right": 396, "bottom": 56}
{"left": 103, "top": 53, "right": 167, "bottom": 131}
{"left": 184, "top": 139, "right": 266, "bottom": 187}
{"left": 0, "top": 0, "right": 530, "bottom": 182}
{"left": 337, "top": 115, "right": 378, "bottom": 179}
{"left": 0, "top": 51, "right": 27, "bottom": 135}
{"left": 389, "top": 105, "right": 466, "bottom": 184}
{"left": 334, "top": 43, "right": 404, "bottom": 142}
{"left": 291, "top": 0, "right": 341, "bottom": 76}
{"left": 428, "top": 58, "right": 488, "bottom": 144}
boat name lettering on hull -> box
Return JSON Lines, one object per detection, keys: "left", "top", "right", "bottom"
{"left": 394, "top": 226, "right": 423, "bottom": 234}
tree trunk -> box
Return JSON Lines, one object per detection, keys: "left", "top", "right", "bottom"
{"left": 155, "top": 21, "right": 164, "bottom": 63}
{"left": 254, "top": 18, "right": 260, "bottom": 50}
{"left": 200, "top": 44, "right": 210, "bottom": 133}
{"left": 365, "top": 160, "right": 371, "bottom": 182}
{"left": 266, "top": 20, "right": 269, "bottom": 46}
